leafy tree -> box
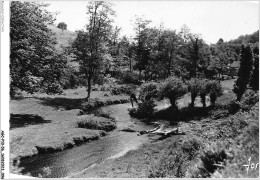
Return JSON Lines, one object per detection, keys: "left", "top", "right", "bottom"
{"left": 249, "top": 45, "right": 259, "bottom": 91}
{"left": 139, "top": 82, "right": 158, "bottom": 101}
{"left": 199, "top": 79, "right": 208, "bottom": 108}
{"left": 187, "top": 78, "right": 203, "bottom": 108}
{"left": 233, "top": 44, "right": 254, "bottom": 101}
{"left": 179, "top": 25, "right": 204, "bottom": 78}
{"left": 229, "top": 30, "right": 259, "bottom": 44}
{"left": 71, "top": 1, "right": 115, "bottom": 98}
{"left": 118, "top": 36, "right": 135, "bottom": 72}
{"left": 10, "top": 1, "right": 66, "bottom": 97}
{"left": 57, "top": 22, "right": 67, "bottom": 31}
{"left": 159, "top": 77, "right": 187, "bottom": 110}
{"left": 206, "top": 80, "right": 223, "bottom": 106}
{"left": 133, "top": 17, "right": 151, "bottom": 80}
{"left": 159, "top": 29, "right": 180, "bottom": 78}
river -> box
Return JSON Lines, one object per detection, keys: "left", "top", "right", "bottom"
{"left": 18, "top": 103, "right": 158, "bottom": 178}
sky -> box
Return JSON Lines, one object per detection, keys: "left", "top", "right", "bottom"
{"left": 46, "top": 1, "right": 259, "bottom": 44}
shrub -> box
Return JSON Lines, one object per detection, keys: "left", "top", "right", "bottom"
{"left": 77, "top": 115, "right": 116, "bottom": 131}
{"left": 159, "top": 77, "right": 187, "bottom": 109}
{"left": 92, "top": 85, "right": 100, "bottom": 91}
{"left": 206, "top": 80, "right": 223, "bottom": 106}
{"left": 121, "top": 72, "right": 139, "bottom": 84}
{"left": 44, "top": 83, "right": 63, "bottom": 95}
{"left": 199, "top": 142, "right": 228, "bottom": 177}
{"left": 240, "top": 90, "right": 259, "bottom": 111}
{"left": 228, "top": 101, "right": 241, "bottom": 114}
{"left": 129, "top": 100, "right": 156, "bottom": 119}
{"left": 100, "top": 84, "right": 112, "bottom": 91}
{"left": 137, "top": 100, "right": 156, "bottom": 118}
{"left": 139, "top": 82, "right": 159, "bottom": 101}
{"left": 110, "top": 85, "right": 135, "bottom": 95}
{"left": 148, "top": 137, "right": 202, "bottom": 178}
{"left": 216, "top": 92, "right": 236, "bottom": 108}
{"left": 187, "top": 78, "right": 204, "bottom": 108}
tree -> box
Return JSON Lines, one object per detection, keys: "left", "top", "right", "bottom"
{"left": 187, "top": 78, "right": 203, "bottom": 108}
{"left": 117, "top": 36, "right": 135, "bottom": 72}
{"left": 139, "top": 82, "right": 158, "bottom": 101}
{"left": 159, "top": 77, "right": 187, "bottom": 110}
{"left": 71, "top": 1, "right": 115, "bottom": 98}
{"left": 133, "top": 17, "right": 151, "bottom": 80}
{"left": 159, "top": 29, "right": 180, "bottom": 78}
{"left": 206, "top": 80, "right": 223, "bottom": 106}
{"left": 57, "top": 22, "right": 67, "bottom": 31}
{"left": 10, "top": 1, "right": 66, "bottom": 97}
{"left": 233, "top": 44, "right": 254, "bottom": 101}
{"left": 199, "top": 79, "right": 208, "bottom": 108}
{"left": 249, "top": 45, "right": 259, "bottom": 91}
{"left": 179, "top": 25, "right": 204, "bottom": 78}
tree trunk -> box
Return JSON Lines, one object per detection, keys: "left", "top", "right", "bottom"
{"left": 129, "top": 58, "right": 132, "bottom": 72}
{"left": 144, "top": 71, "right": 147, "bottom": 82}
{"left": 201, "top": 95, "right": 206, "bottom": 108}
{"left": 139, "top": 70, "right": 142, "bottom": 81}
{"left": 191, "top": 93, "right": 197, "bottom": 108}
{"left": 169, "top": 98, "right": 177, "bottom": 110}
{"left": 87, "top": 77, "right": 91, "bottom": 98}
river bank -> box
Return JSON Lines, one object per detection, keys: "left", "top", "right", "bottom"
{"left": 10, "top": 88, "right": 130, "bottom": 173}
{"left": 71, "top": 102, "right": 259, "bottom": 178}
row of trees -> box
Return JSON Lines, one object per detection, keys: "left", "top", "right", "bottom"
{"left": 10, "top": 1, "right": 259, "bottom": 99}
{"left": 138, "top": 77, "right": 223, "bottom": 110}
{"left": 69, "top": 1, "right": 255, "bottom": 98}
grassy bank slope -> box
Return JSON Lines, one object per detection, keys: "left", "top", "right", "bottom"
{"left": 10, "top": 87, "right": 130, "bottom": 173}
{"left": 72, "top": 90, "right": 259, "bottom": 178}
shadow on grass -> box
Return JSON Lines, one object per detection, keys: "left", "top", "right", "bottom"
{"left": 10, "top": 114, "right": 51, "bottom": 129}
{"left": 39, "top": 97, "right": 85, "bottom": 110}
{"left": 154, "top": 106, "right": 214, "bottom": 123}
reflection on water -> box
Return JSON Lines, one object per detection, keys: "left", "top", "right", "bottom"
{"left": 19, "top": 103, "right": 155, "bottom": 178}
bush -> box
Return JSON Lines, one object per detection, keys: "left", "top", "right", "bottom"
{"left": 129, "top": 100, "right": 156, "bottom": 119}
{"left": 148, "top": 137, "right": 202, "bottom": 178}
{"left": 199, "top": 142, "right": 228, "bottom": 177}
{"left": 228, "top": 101, "right": 241, "bottom": 114}
{"left": 100, "top": 84, "right": 112, "bottom": 91}
{"left": 121, "top": 72, "right": 139, "bottom": 84}
{"left": 216, "top": 92, "right": 236, "bottom": 108}
{"left": 240, "top": 90, "right": 259, "bottom": 111}
{"left": 92, "top": 85, "right": 100, "bottom": 91}
{"left": 44, "top": 82, "right": 63, "bottom": 95}
{"left": 206, "top": 80, "right": 223, "bottom": 106}
{"left": 110, "top": 85, "right": 135, "bottom": 95}
{"left": 77, "top": 115, "right": 116, "bottom": 131}
{"left": 139, "top": 82, "right": 159, "bottom": 101}
{"left": 159, "top": 77, "right": 187, "bottom": 109}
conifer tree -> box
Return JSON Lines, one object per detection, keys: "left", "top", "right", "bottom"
{"left": 233, "top": 44, "right": 253, "bottom": 101}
